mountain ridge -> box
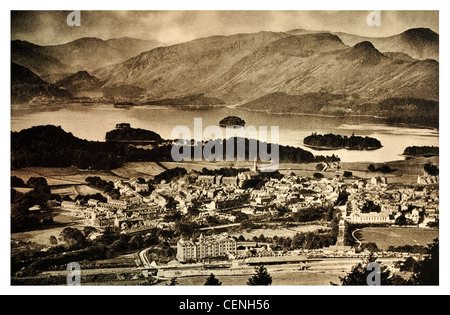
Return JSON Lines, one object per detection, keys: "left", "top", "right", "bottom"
{"left": 12, "top": 37, "right": 165, "bottom": 76}
{"left": 11, "top": 62, "right": 72, "bottom": 103}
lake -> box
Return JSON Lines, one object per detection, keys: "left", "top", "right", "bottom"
{"left": 11, "top": 104, "right": 439, "bottom": 163}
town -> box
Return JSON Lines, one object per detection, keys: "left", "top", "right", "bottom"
{"left": 47, "top": 157, "right": 439, "bottom": 282}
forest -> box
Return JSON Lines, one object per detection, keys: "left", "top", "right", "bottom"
{"left": 304, "top": 133, "right": 382, "bottom": 150}
{"left": 12, "top": 125, "right": 339, "bottom": 170}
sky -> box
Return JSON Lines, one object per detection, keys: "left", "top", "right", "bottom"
{"left": 11, "top": 11, "right": 439, "bottom": 46}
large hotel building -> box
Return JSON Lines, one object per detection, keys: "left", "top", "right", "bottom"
{"left": 177, "top": 234, "right": 237, "bottom": 262}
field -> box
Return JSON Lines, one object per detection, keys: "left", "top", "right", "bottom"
{"left": 357, "top": 227, "right": 439, "bottom": 250}
{"left": 11, "top": 167, "right": 122, "bottom": 185}
{"left": 231, "top": 225, "right": 329, "bottom": 240}
{"left": 156, "top": 270, "right": 345, "bottom": 286}
{"left": 11, "top": 211, "right": 89, "bottom": 246}
{"left": 341, "top": 156, "right": 439, "bottom": 185}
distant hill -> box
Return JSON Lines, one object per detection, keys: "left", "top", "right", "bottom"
{"left": 12, "top": 37, "right": 165, "bottom": 76}
{"left": 241, "top": 92, "right": 346, "bottom": 114}
{"left": 287, "top": 28, "right": 439, "bottom": 61}
{"left": 334, "top": 28, "right": 439, "bottom": 61}
{"left": 11, "top": 62, "right": 72, "bottom": 103}
{"left": 55, "top": 71, "right": 103, "bottom": 93}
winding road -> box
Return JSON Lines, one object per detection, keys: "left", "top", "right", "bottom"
{"left": 352, "top": 228, "right": 363, "bottom": 248}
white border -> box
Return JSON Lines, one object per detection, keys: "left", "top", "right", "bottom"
{"left": 2, "top": 0, "right": 448, "bottom": 295}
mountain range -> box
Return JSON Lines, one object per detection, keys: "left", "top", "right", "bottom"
{"left": 11, "top": 28, "right": 439, "bottom": 126}
{"left": 95, "top": 30, "right": 438, "bottom": 105}
{"left": 287, "top": 28, "right": 439, "bottom": 61}
{"left": 12, "top": 37, "right": 165, "bottom": 77}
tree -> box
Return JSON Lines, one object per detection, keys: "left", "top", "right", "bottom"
{"left": 240, "top": 219, "right": 254, "bottom": 231}
{"left": 166, "top": 277, "right": 178, "bottom": 286}
{"left": 11, "top": 176, "right": 26, "bottom": 187}
{"left": 424, "top": 163, "right": 439, "bottom": 176}
{"left": 410, "top": 239, "right": 439, "bottom": 285}
{"left": 316, "top": 163, "right": 326, "bottom": 171}
{"left": 27, "top": 177, "right": 48, "bottom": 189}
{"left": 368, "top": 164, "right": 377, "bottom": 172}
{"left": 83, "top": 226, "right": 97, "bottom": 238}
{"left": 401, "top": 257, "right": 418, "bottom": 272}
{"left": 379, "top": 165, "right": 394, "bottom": 174}
{"left": 60, "top": 227, "right": 87, "bottom": 249}
{"left": 395, "top": 215, "right": 414, "bottom": 226}
{"left": 336, "top": 252, "right": 393, "bottom": 286}
{"left": 205, "top": 274, "right": 222, "bottom": 286}
{"left": 313, "top": 173, "right": 324, "bottom": 180}
{"left": 49, "top": 236, "right": 58, "bottom": 245}
{"left": 343, "top": 171, "right": 353, "bottom": 178}
{"left": 361, "top": 242, "right": 379, "bottom": 252}
{"left": 247, "top": 265, "right": 272, "bottom": 286}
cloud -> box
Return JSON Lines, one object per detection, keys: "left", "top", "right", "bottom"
{"left": 11, "top": 11, "right": 439, "bottom": 46}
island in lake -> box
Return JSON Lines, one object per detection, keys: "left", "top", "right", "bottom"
{"left": 403, "top": 146, "right": 439, "bottom": 157}
{"left": 105, "top": 123, "right": 163, "bottom": 144}
{"left": 304, "top": 133, "right": 382, "bottom": 151}
{"left": 219, "top": 116, "right": 246, "bottom": 128}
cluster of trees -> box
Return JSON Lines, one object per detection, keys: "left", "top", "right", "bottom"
{"left": 11, "top": 177, "right": 57, "bottom": 232}
{"left": 154, "top": 167, "right": 188, "bottom": 183}
{"left": 337, "top": 239, "right": 439, "bottom": 285}
{"left": 75, "top": 193, "right": 107, "bottom": 205}
{"left": 174, "top": 137, "right": 339, "bottom": 164}
{"left": 12, "top": 125, "right": 341, "bottom": 171}
{"left": 11, "top": 125, "right": 176, "bottom": 170}
{"left": 374, "top": 98, "right": 439, "bottom": 129}
{"left": 313, "top": 172, "right": 325, "bottom": 179}
{"left": 200, "top": 167, "right": 250, "bottom": 177}
{"left": 304, "top": 133, "right": 382, "bottom": 150}
{"left": 11, "top": 176, "right": 27, "bottom": 187}
{"left": 403, "top": 146, "right": 439, "bottom": 157}
{"left": 85, "top": 177, "right": 120, "bottom": 199}
{"left": 424, "top": 163, "right": 439, "bottom": 176}
{"left": 367, "top": 164, "right": 395, "bottom": 174}
{"left": 283, "top": 232, "right": 336, "bottom": 250}
{"left": 12, "top": 226, "right": 173, "bottom": 276}
{"left": 219, "top": 116, "right": 246, "bottom": 128}
{"left": 105, "top": 126, "right": 163, "bottom": 143}
{"left": 361, "top": 201, "right": 382, "bottom": 214}
{"left": 292, "top": 206, "right": 339, "bottom": 223}
{"left": 237, "top": 229, "right": 340, "bottom": 252}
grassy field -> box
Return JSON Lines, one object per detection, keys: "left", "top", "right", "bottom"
{"left": 11, "top": 167, "right": 121, "bottom": 186}
{"left": 11, "top": 211, "right": 89, "bottom": 246}
{"left": 231, "top": 225, "right": 329, "bottom": 240}
{"left": 341, "top": 156, "right": 439, "bottom": 185}
{"left": 156, "top": 270, "right": 345, "bottom": 286}
{"left": 357, "top": 227, "right": 439, "bottom": 250}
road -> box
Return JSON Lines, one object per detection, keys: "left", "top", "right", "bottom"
{"left": 138, "top": 248, "right": 152, "bottom": 267}
{"left": 199, "top": 223, "right": 241, "bottom": 231}
{"left": 353, "top": 228, "right": 363, "bottom": 248}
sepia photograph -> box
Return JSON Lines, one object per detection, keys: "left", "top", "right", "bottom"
{"left": 9, "top": 9, "right": 439, "bottom": 289}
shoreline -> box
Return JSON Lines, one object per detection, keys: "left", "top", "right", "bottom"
{"left": 11, "top": 102, "right": 439, "bottom": 132}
